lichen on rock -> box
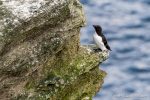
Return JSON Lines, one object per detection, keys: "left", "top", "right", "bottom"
{"left": 0, "top": 0, "right": 108, "bottom": 100}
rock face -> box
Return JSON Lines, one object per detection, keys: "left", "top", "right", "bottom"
{"left": 0, "top": 0, "right": 108, "bottom": 100}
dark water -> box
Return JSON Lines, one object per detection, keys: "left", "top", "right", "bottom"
{"left": 80, "top": 0, "right": 150, "bottom": 100}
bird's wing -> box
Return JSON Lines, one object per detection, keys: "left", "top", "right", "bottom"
{"left": 105, "top": 44, "right": 111, "bottom": 51}
{"left": 101, "top": 33, "right": 111, "bottom": 51}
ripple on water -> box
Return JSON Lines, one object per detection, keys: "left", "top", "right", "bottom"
{"left": 126, "top": 67, "right": 150, "bottom": 74}
{"left": 141, "top": 16, "right": 150, "bottom": 22}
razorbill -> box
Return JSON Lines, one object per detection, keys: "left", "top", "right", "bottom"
{"left": 93, "top": 25, "right": 111, "bottom": 52}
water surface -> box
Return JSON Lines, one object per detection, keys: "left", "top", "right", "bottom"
{"left": 80, "top": 0, "right": 150, "bottom": 100}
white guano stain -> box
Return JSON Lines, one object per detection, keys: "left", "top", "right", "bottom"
{"left": 2, "top": 0, "right": 48, "bottom": 19}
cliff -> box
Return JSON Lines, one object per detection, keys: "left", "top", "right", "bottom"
{"left": 0, "top": 0, "right": 108, "bottom": 100}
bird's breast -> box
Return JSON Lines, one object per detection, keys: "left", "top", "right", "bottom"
{"left": 93, "top": 33, "right": 107, "bottom": 50}
{"left": 93, "top": 33, "right": 102, "bottom": 43}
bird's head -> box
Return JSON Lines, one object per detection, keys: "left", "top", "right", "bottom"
{"left": 93, "top": 25, "right": 102, "bottom": 32}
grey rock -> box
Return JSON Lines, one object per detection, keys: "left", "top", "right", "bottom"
{"left": 0, "top": 0, "right": 108, "bottom": 99}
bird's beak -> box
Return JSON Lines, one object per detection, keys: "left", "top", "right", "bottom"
{"left": 93, "top": 25, "right": 96, "bottom": 28}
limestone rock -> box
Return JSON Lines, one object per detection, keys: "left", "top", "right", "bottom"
{"left": 0, "top": 0, "right": 108, "bottom": 99}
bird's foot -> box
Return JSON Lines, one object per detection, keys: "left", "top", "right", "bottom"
{"left": 93, "top": 48, "right": 102, "bottom": 52}
{"left": 103, "top": 50, "right": 109, "bottom": 53}
{"left": 103, "top": 50, "right": 107, "bottom": 52}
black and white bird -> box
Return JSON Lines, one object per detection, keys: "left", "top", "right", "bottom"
{"left": 93, "top": 25, "right": 111, "bottom": 52}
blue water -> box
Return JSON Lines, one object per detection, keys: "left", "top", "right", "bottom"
{"left": 80, "top": 0, "right": 150, "bottom": 100}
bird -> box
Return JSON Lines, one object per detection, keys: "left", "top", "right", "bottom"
{"left": 93, "top": 25, "right": 111, "bottom": 52}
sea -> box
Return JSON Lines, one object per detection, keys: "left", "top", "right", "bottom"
{"left": 80, "top": 0, "right": 150, "bottom": 100}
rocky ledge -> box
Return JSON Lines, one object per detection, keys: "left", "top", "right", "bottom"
{"left": 0, "top": 0, "right": 108, "bottom": 100}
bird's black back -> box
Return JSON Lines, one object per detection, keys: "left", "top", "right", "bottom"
{"left": 93, "top": 25, "right": 111, "bottom": 51}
